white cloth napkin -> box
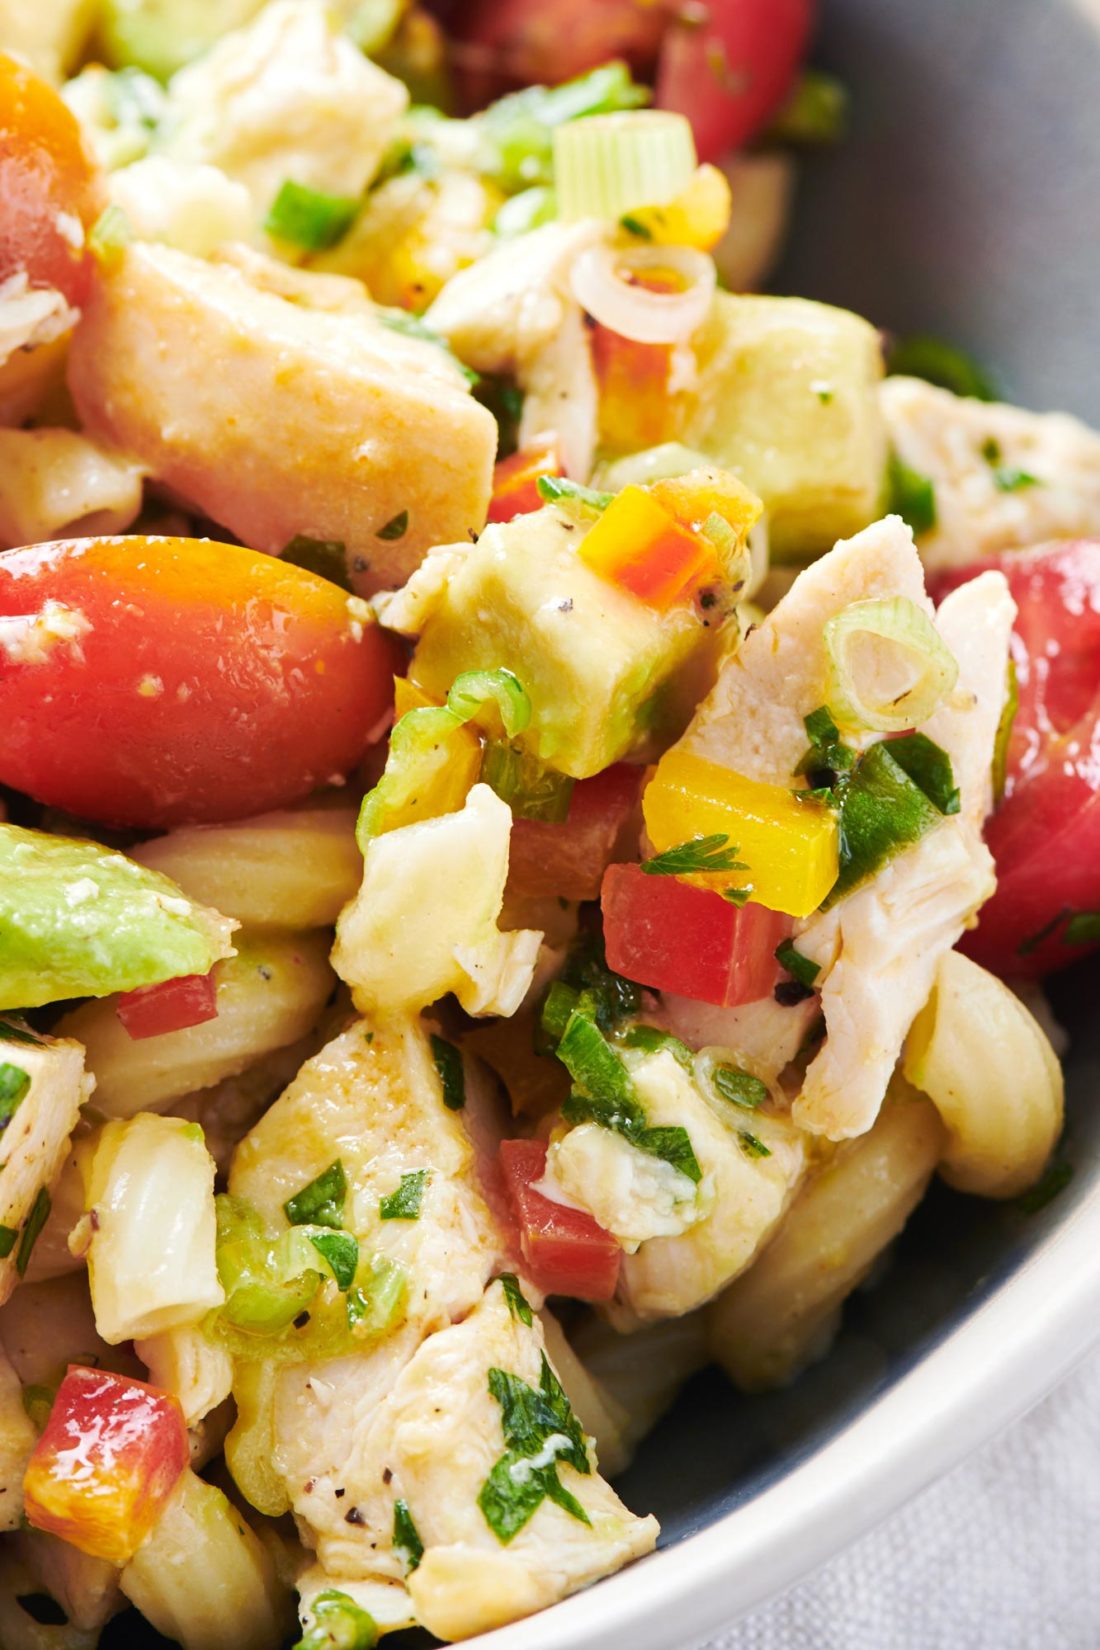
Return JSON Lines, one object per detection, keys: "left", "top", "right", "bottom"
{"left": 710, "top": 1345, "right": 1100, "bottom": 1650}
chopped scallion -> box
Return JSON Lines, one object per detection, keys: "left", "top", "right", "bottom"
{"left": 265, "top": 180, "right": 359, "bottom": 250}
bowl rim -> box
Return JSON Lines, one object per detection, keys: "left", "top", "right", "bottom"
{"left": 471, "top": 1174, "right": 1100, "bottom": 1650}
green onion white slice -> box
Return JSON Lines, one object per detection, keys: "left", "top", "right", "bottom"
{"left": 570, "top": 242, "right": 716, "bottom": 345}
{"left": 553, "top": 110, "right": 696, "bottom": 224}
{"left": 824, "top": 596, "right": 959, "bottom": 734}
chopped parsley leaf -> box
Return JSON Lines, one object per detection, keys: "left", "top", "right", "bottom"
{"left": 826, "top": 740, "right": 945, "bottom": 905}
{"left": 620, "top": 213, "right": 652, "bottom": 238}
{"left": 284, "top": 1161, "right": 347, "bottom": 1231}
{"left": 0, "top": 1063, "right": 30, "bottom": 1130}
{"left": 280, "top": 535, "right": 351, "bottom": 590}
{"left": 379, "top": 1169, "right": 429, "bottom": 1221}
{"left": 774, "top": 939, "right": 821, "bottom": 989}
{"left": 478, "top": 1355, "right": 591, "bottom": 1544}
{"left": 641, "top": 834, "right": 749, "bottom": 879}
{"left": 430, "top": 1034, "right": 465, "bottom": 1110}
{"left": 307, "top": 1229, "right": 359, "bottom": 1291}
{"left": 499, "top": 1272, "right": 533, "bottom": 1326}
{"left": 376, "top": 510, "right": 409, "bottom": 541}
{"left": 392, "top": 1499, "right": 424, "bottom": 1573}
{"left": 738, "top": 1130, "right": 772, "bottom": 1160}
{"left": 712, "top": 1065, "right": 769, "bottom": 1110}
{"left": 886, "top": 451, "right": 937, "bottom": 536}
{"left": 886, "top": 732, "right": 961, "bottom": 816}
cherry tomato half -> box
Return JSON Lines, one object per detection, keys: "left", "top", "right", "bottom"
{"left": 0, "top": 536, "right": 401, "bottom": 828}
{"left": 0, "top": 53, "right": 100, "bottom": 307}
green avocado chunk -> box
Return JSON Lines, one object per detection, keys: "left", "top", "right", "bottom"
{"left": 0, "top": 825, "right": 236, "bottom": 1011}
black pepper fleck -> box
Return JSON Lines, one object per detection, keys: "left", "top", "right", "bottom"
{"left": 345, "top": 1507, "right": 365, "bottom": 1526}
{"left": 293, "top": 1311, "right": 311, "bottom": 1329}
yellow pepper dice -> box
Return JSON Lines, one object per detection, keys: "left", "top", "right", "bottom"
{"left": 628, "top": 164, "right": 732, "bottom": 251}
{"left": 643, "top": 746, "right": 839, "bottom": 918}
{"left": 393, "top": 676, "right": 439, "bottom": 719}
{"left": 578, "top": 485, "right": 717, "bottom": 611}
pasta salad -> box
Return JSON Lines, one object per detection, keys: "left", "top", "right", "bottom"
{"left": 0, "top": 2, "right": 1097, "bottom": 1645}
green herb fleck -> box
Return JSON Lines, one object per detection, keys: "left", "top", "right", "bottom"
{"left": 738, "top": 1130, "right": 771, "bottom": 1160}
{"left": 0, "top": 1063, "right": 30, "bottom": 1131}
{"left": 620, "top": 213, "right": 652, "bottom": 239}
{"left": 265, "top": 180, "right": 359, "bottom": 251}
{"left": 430, "top": 1034, "right": 466, "bottom": 1110}
{"left": 17, "top": 1187, "right": 50, "bottom": 1276}
{"left": 886, "top": 732, "right": 961, "bottom": 816}
{"left": 0, "top": 1226, "right": 16, "bottom": 1259}
{"left": 376, "top": 510, "right": 409, "bottom": 541}
{"left": 641, "top": 834, "right": 749, "bottom": 879}
{"left": 712, "top": 1065, "right": 769, "bottom": 1111}
{"left": 307, "top": 1230, "right": 359, "bottom": 1291}
{"left": 477, "top": 1355, "right": 591, "bottom": 1543}
{"left": 379, "top": 1170, "right": 429, "bottom": 1221}
{"left": 536, "top": 475, "right": 615, "bottom": 513}
{"left": 993, "top": 466, "right": 1039, "bottom": 493}
{"left": 379, "top": 310, "right": 479, "bottom": 385}
{"left": 499, "top": 1272, "right": 533, "bottom": 1326}
{"left": 1015, "top": 1161, "right": 1073, "bottom": 1215}
{"left": 285, "top": 1161, "right": 347, "bottom": 1231}
{"left": 887, "top": 452, "right": 937, "bottom": 536}
{"left": 774, "top": 939, "right": 821, "bottom": 989}
{"left": 293, "top": 1588, "right": 378, "bottom": 1650}
{"left": 393, "top": 1499, "right": 424, "bottom": 1574}
{"left": 281, "top": 535, "right": 351, "bottom": 590}
{"left": 827, "top": 740, "right": 945, "bottom": 905}
{"left": 0, "top": 1020, "right": 44, "bottom": 1047}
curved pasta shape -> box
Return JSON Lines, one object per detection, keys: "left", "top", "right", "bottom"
{"left": 82, "top": 1113, "right": 224, "bottom": 1345}
{"left": 131, "top": 807, "right": 362, "bottom": 932}
{"left": 0, "top": 427, "right": 144, "bottom": 551}
{"left": 707, "top": 1088, "right": 945, "bottom": 1392}
{"left": 135, "top": 1326, "right": 234, "bottom": 1427}
{"left": 903, "top": 949, "right": 1065, "bottom": 1199}
{"left": 56, "top": 933, "right": 334, "bottom": 1118}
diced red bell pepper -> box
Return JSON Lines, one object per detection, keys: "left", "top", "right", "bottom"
{"left": 601, "top": 860, "right": 789, "bottom": 1007}
{"left": 488, "top": 439, "right": 561, "bottom": 523}
{"left": 499, "top": 1138, "right": 621, "bottom": 1303}
{"left": 24, "top": 1366, "right": 189, "bottom": 1564}
{"left": 508, "top": 763, "right": 642, "bottom": 902}
{"left": 116, "top": 971, "right": 218, "bottom": 1040}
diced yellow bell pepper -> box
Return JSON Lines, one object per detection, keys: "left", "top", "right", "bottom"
{"left": 642, "top": 746, "right": 839, "bottom": 918}
{"left": 625, "top": 164, "right": 733, "bottom": 251}
{"left": 578, "top": 485, "right": 717, "bottom": 611}
{"left": 393, "top": 675, "right": 439, "bottom": 719}
{"left": 649, "top": 468, "right": 763, "bottom": 540}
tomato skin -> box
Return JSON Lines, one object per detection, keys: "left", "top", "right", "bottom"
{"left": 445, "top": 0, "right": 667, "bottom": 106}
{"left": 507, "top": 763, "right": 642, "bottom": 902}
{"left": 656, "top": 0, "right": 815, "bottom": 161}
{"left": 116, "top": 972, "right": 218, "bottom": 1039}
{"left": 601, "top": 861, "right": 788, "bottom": 1006}
{"left": 499, "top": 1138, "right": 622, "bottom": 1302}
{"left": 488, "top": 439, "right": 561, "bottom": 523}
{"left": 931, "top": 542, "right": 1100, "bottom": 977}
{"left": 0, "top": 536, "right": 401, "bottom": 828}
{"left": 23, "top": 1366, "right": 189, "bottom": 1565}
{"left": 0, "top": 53, "right": 100, "bottom": 306}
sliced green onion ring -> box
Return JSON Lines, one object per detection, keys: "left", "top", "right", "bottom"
{"left": 570, "top": 243, "right": 716, "bottom": 345}
{"left": 553, "top": 110, "right": 696, "bottom": 224}
{"left": 824, "top": 596, "right": 959, "bottom": 734}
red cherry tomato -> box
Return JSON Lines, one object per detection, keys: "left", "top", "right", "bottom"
{"left": 488, "top": 438, "right": 561, "bottom": 523}
{"left": 0, "top": 535, "right": 401, "bottom": 828}
{"left": 507, "top": 763, "right": 642, "bottom": 902}
{"left": 116, "top": 972, "right": 218, "bottom": 1039}
{"left": 444, "top": 0, "right": 667, "bottom": 106}
{"left": 931, "top": 541, "right": 1100, "bottom": 976}
{"left": 656, "top": 0, "right": 815, "bottom": 161}
{"left": 0, "top": 53, "right": 100, "bottom": 306}
{"left": 23, "top": 1366, "right": 189, "bottom": 1565}
{"left": 601, "top": 861, "right": 789, "bottom": 1006}
{"left": 499, "top": 1138, "right": 622, "bottom": 1302}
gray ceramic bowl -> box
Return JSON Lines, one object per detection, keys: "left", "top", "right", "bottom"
{"left": 104, "top": 3, "right": 1100, "bottom": 1646}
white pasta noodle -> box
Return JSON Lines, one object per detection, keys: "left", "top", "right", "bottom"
{"left": 56, "top": 932, "right": 335, "bottom": 1118}
{"left": 13, "top": 1530, "right": 121, "bottom": 1635}
{"left": 0, "top": 428, "right": 145, "bottom": 552}
{"left": 135, "top": 1325, "right": 234, "bottom": 1426}
{"left": 131, "top": 807, "right": 362, "bottom": 932}
{"left": 0, "top": 1337, "right": 36, "bottom": 1532}
{"left": 708, "top": 1088, "right": 945, "bottom": 1391}
{"left": 570, "top": 1310, "right": 711, "bottom": 1470}
{"left": 0, "top": 1544, "right": 99, "bottom": 1650}
{"left": 119, "top": 1469, "right": 293, "bottom": 1650}
{"left": 903, "top": 949, "right": 1065, "bottom": 1198}
{"left": 80, "top": 1114, "right": 224, "bottom": 1345}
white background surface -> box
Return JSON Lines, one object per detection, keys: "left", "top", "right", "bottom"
{"left": 710, "top": 1346, "right": 1100, "bottom": 1649}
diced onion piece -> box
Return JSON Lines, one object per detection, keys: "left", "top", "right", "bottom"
{"left": 824, "top": 597, "right": 960, "bottom": 735}
{"left": 571, "top": 243, "right": 716, "bottom": 345}
{"left": 553, "top": 111, "right": 697, "bottom": 224}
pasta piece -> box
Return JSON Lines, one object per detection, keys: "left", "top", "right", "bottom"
{"left": 120, "top": 1469, "right": 293, "bottom": 1650}
{"left": 332, "top": 785, "right": 542, "bottom": 1020}
{"left": 296, "top": 1565, "right": 417, "bottom": 1637}
{"left": 0, "top": 1545, "right": 99, "bottom": 1650}
{"left": 0, "top": 1028, "right": 92, "bottom": 1307}
{"left": 903, "top": 949, "right": 1064, "bottom": 1198}
{"left": 168, "top": 1034, "right": 320, "bottom": 1179}
{"left": 13, "top": 1530, "right": 120, "bottom": 1635}
{"left": 57, "top": 933, "right": 334, "bottom": 1117}
{"left": 0, "top": 1338, "right": 36, "bottom": 1531}
{"left": 0, "top": 429, "right": 144, "bottom": 552}
{"left": 707, "top": 1087, "right": 945, "bottom": 1391}
{"left": 569, "top": 1311, "right": 711, "bottom": 1472}
{"left": 135, "top": 1326, "right": 234, "bottom": 1426}
{"left": 131, "top": 807, "right": 361, "bottom": 932}
{"left": 80, "top": 1114, "right": 224, "bottom": 1345}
